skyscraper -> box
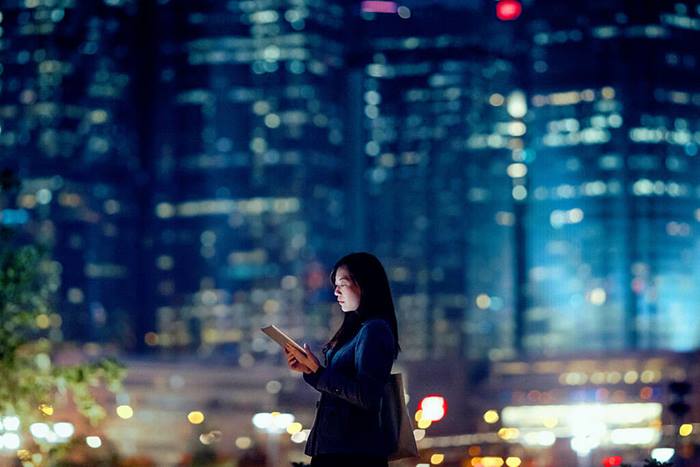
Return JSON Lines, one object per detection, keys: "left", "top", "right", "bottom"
{"left": 353, "top": 1, "right": 520, "bottom": 360}
{"left": 149, "top": 0, "right": 351, "bottom": 360}
{"left": 520, "top": 0, "right": 700, "bottom": 354}
{"left": 0, "top": 0, "right": 144, "bottom": 346}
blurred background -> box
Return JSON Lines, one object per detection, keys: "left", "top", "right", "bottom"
{"left": 1, "top": 0, "right": 700, "bottom": 465}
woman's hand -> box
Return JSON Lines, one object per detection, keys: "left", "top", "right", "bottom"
{"left": 284, "top": 346, "right": 312, "bottom": 374}
{"left": 285, "top": 343, "right": 321, "bottom": 374}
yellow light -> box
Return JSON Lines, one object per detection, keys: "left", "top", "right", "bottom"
{"left": 505, "top": 457, "right": 522, "bottom": 467}
{"left": 116, "top": 405, "right": 134, "bottom": 419}
{"left": 286, "top": 422, "right": 303, "bottom": 434}
{"left": 543, "top": 416, "right": 558, "bottom": 428}
{"left": 430, "top": 453, "right": 445, "bottom": 464}
{"left": 679, "top": 423, "right": 693, "bottom": 437}
{"left": 415, "top": 409, "right": 423, "bottom": 422}
{"left": 589, "top": 287, "right": 607, "bottom": 305}
{"left": 235, "top": 436, "right": 252, "bottom": 449}
{"left": 483, "top": 410, "right": 499, "bottom": 424}
{"left": 188, "top": 411, "right": 205, "bottom": 424}
{"left": 36, "top": 314, "right": 50, "bottom": 329}
{"left": 623, "top": 371, "right": 639, "bottom": 384}
{"left": 39, "top": 404, "right": 54, "bottom": 416}
{"left": 601, "top": 86, "right": 615, "bottom": 99}
{"left": 468, "top": 445, "right": 481, "bottom": 456}
{"left": 418, "top": 418, "right": 432, "bottom": 429}
{"left": 480, "top": 457, "right": 504, "bottom": 467}
{"left": 489, "top": 93, "right": 505, "bottom": 106}
{"left": 476, "top": 294, "right": 491, "bottom": 310}
{"left": 497, "top": 427, "right": 519, "bottom": 440}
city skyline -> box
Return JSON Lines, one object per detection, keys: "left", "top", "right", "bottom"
{"left": 1, "top": 0, "right": 699, "bottom": 362}
{"left": 3, "top": 1, "right": 700, "bottom": 466}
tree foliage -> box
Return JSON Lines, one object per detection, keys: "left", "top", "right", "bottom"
{"left": 0, "top": 169, "right": 125, "bottom": 452}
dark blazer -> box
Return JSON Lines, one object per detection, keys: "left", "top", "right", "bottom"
{"left": 302, "top": 318, "right": 396, "bottom": 457}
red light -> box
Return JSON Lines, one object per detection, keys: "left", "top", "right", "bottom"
{"left": 602, "top": 456, "right": 623, "bottom": 467}
{"left": 419, "top": 395, "right": 447, "bottom": 422}
{"left": 496, "top": 0, "right": 522, "bottom": 21}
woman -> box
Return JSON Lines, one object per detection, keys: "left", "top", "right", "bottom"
{"left": 284, "top": 252, "right": 401, "bottom": 467}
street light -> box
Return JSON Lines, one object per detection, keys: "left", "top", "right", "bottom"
{"left": 252, "top": 412, "right": 295, "bottom": 467}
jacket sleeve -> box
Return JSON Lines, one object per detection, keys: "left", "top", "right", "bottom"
{"left": 303, "top": 320, "right": 394, "bottom": 410}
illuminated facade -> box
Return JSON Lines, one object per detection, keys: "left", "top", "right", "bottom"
{"left": 3, "top": 0, "right": 700, "bottom": 364}
{"left": 355, "top": 3, "right": 519, "bottom": 360}
{"left": 149, "top": 0, "right": 350, "bottom": 358}
{"left": 0, "top": 1, "right": 144, "bottom": 345}
{"left": 405, "top": 350, "right": 700, "bottom": 465}
{"left": 520, "top": 0, "right": 700, "bottom": 355}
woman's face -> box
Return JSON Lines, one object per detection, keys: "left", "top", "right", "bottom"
{"left": 333, "top": 265, "right": 361, "bottom": 312}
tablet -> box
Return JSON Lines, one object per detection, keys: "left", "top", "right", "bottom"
{"left": 261, "top": 325, "right": 307, "bottom": 355}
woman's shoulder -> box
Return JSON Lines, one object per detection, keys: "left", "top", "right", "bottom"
{"left": 359, "top": 318, "right": 392, "bottom": 337}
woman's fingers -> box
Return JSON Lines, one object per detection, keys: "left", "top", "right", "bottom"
{"left": 300, "top": 343, "right": 320, "bottom": 372}
{"left": 286, "top": 344, "right": 305, "bottom": 362}
{"left": 284, "top": 343, "right": 316, "bottom": 374}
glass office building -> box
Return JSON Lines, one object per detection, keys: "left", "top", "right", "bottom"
{"left": 149, "top": 0, "right": 351, "bottom": 360}
{"left": 521, "top": 0, "right": 700, "bottom": 354}
{"left": 0, "top": 0, "right": 144, "bottom": 346}
{"left": 354, "top": 2, "right": 519, "bottom": 360}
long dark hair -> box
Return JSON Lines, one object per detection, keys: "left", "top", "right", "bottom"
{"left": 323, "top": 252, "right": 400, "bottom": 359}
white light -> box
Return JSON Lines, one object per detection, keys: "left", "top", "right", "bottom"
{"left": 3, "top": 416, "right": 20, "bottom": 431}
{"left": 252, "top": 413, "right": 272, "bottom": 429}
{"left": 512, "top": 186, "right": 527, "bottom": 200}
{"left": 37, "top": 188, "right": 52, "bottom": 204}
{"left": 86, "top": 436, "right": 102, "bottom": 448}
{"left": 53, "top": 422, "right": 75, "bottom": 438}
{"left": 253, "top": 412, "right": 295, "bottom": 433}
{"left": 571, "top": 434, "right": 600, "bottom": 455}
{"left": 522, "top": 430, "right": 555, "bottom": 447}
{"left": 507, "top": 91, "right": 528, "bottom": 118}
{"left": 291, "top": 431, "right": 307, "bottom": 443}
{"left": 30, "top": 422, "right": 50, "bottom": 439}
{"left": 537, "top": 431, "right": 556, "bottom": 446}
{"left": 651, "top": 448, "right": 675, "bottom": 463}
{"left": 45, "top": 431, "right": 59, "bottom": 443}
{"left": 508, "top": 121, "right": 527, "bottom": 136}
{"left": 589, "top": 288, "right": 607, "bottom": 305}
{"left": 502, "top": 403, "right": 662, "bottom": 428}
{"left": 273, "top": 413, "right": 295, "bottom": 431}
{"left": 3, "top": 433, "right": 21, "bottom": 450}
{"left": 397, "top": 5, "right": 411, "bottom": 18}
{"left": 507, "top": 163, "right": 528, "bottom": 178}
{"left": 610, "top": 427, "right": 660, "bottom": 445}
{"left": 421, "top": 396, "right": 446, "bottom": 422}
{"left": 568, "top": 208, "right": 584, "bottom": 223}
